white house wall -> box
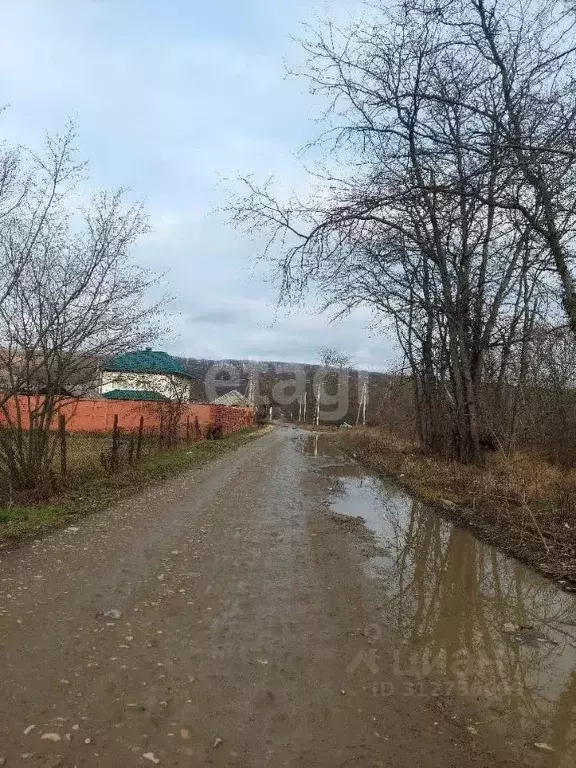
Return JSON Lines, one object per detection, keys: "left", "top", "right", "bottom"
{"left": 100, "top": 371, "right": 191, "bottom": 401}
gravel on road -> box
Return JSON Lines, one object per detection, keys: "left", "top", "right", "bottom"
{"left": 0, "top": 427, "right": 532, "bottom": 767}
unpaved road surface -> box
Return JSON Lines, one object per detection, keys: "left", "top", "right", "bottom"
{"left": 0, "top": 428, "right": 534, "bottom": 766}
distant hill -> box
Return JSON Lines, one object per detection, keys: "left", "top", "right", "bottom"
{"left": 176, "top": 356, "right": 411, "bottom": 426}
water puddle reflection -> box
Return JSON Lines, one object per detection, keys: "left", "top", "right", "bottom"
{"left": 321, "top": 446, "right": 576, "bottom": 765}
{"left": 302, "top": 432, "right": 340, "bottom": 458}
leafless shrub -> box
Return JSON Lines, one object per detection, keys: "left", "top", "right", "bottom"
{"left": 0, "top": 124, "right": 166, "bottom": 494}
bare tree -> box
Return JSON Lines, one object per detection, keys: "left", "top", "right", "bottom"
{"left": 318, "top": 347, "right": 351, "bottom": 371}
{"left": 0, "top": 127, "right": 165, "bottom": 495}
{"left": 228, "top": 3, "right": 554, "bottom": 461}
{"left": 0, "top": 124, "right": 87, "bottom": 404}
{"left": 313, "top": 347, "right": 352, "bottom": 425}
{"left": 404, "top": 0, "right": 576, "bottom": 339}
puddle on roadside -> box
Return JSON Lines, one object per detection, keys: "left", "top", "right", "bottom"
{"left": 302, "top": 432, "right": 341, "bottom": 458}
{"left": 308, "top": 434, "right": 576, "bottom": 765}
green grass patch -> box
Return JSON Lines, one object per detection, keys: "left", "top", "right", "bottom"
{"left": 0, "top": 426, "right": 271, "bottom": 549}
{"left": 0, "top": 505, "right": 70, "bottom": 538}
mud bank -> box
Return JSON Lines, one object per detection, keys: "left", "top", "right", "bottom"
{"left": 336, "top": 428, "right": 576, "bottom": 592}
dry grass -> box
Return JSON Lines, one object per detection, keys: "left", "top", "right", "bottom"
{"left": 56, "top": 433, "right": 169, "bottom": 479}
{"left": 59, "top": 434, "right": 110, "bottom": 476}
{"left": 338, "top": 427, "right": 576, "bottom": 585}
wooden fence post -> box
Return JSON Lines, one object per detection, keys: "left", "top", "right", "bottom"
{"left": 136, "top": 415, "right": 144, "bottom": 460}
{"left": 111, "top": 414, "right": 119, "bottom": 473}
{"left": 58, "top": 414, "right": 67, "bottom": 479}
{"left": 167, "top": 414, "right": 173, "bottom": 449}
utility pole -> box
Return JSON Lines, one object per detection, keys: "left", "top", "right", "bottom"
{"left": 356, "top": 377, "right": 368, "bottom": 426}
{"left": 298, "top": 390, "right": 308, "bottom": 422}
{"left": 246, "top": 368, "right": 256, "bottom": 406}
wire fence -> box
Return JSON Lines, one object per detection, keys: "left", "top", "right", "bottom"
{"left": 57, "top": 413, "right": 209, "bottom": 481}
{"left": 0, "top": 403, "right": 254, "bottom": 505}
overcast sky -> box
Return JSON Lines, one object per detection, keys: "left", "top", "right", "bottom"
{"left": 0, "top": 0, "right": 397, "bottom": 370}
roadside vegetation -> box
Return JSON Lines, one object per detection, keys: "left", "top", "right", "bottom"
{"left": 0, "top": 427, "right": 267, "bottom": 548}
{"left": 338, "top": 427, "right": 576, "bottom": 589}
{"left": 231, "top": 0, "right": 576, "bottom": 462}
{"left": 0, "top": 120, "right": 166, "bottom": 499}
{"left": 0, "top": 116, "right": 263, "bottom": 546}
{"left": 230, "top": 0, "right": 576, "bottom": 581}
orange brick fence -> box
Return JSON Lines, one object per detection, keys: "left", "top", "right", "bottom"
{"left": 0, "top": 396, "right": 255, "bottom": 437}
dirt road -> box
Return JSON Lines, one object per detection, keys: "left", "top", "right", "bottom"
{"left": 0, "top": 427, "right": 534, "bottom": 767}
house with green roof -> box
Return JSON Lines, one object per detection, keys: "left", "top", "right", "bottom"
{"left": 100, "top": 349, "right": 195, "bottom": 402}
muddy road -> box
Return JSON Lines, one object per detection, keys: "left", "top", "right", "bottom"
{"left": 0, "top": 427, "right": 573, "bottom": 766}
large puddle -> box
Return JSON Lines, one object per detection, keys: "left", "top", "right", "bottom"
{"left": 304, "top": 432, "right": 576, "bottom": 765}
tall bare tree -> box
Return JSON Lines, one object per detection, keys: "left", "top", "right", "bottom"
{"left": 229, "top": 2, "right": 555, "bottom": 461}
{"left": 407, "top": 0, "right": 576, "bottom": 338}
{"left": 0, "top": 126, "right": 165, "bottom": 494}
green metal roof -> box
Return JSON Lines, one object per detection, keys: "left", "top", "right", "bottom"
{"left": 103, "top": 389, "right": 169, "bottom": 402}
{"left": 104, "top": 350, "right": 193, "bottom": 378}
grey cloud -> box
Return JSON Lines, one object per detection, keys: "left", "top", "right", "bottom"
{"left": 186, "top": 310, "right": 240, "bottom": 325}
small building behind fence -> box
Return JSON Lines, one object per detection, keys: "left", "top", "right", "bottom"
{"left": 100, "top": 349, "right": 195, "bottom": 403}
{"left": 1, "top": 348, "right": 256, "bottom": 443}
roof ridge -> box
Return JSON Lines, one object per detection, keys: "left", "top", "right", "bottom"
{"left": 104, "top": 349, "right": 193, "bottom": 379}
